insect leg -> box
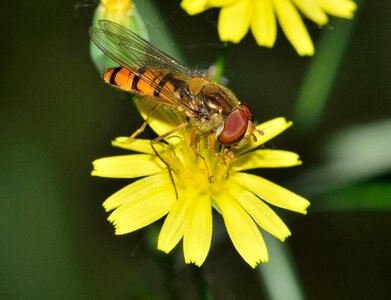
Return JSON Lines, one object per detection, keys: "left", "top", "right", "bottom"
{"left": 207, "top": 134, "right": 236, "bottom": 165}
{"left": 189, "top": 128, "right": 197, "bottom": 148}
{"left": 207, "top": 133, "right": 221, "bottom": 158}
{"left": 127, "top": 103, "right": 158, "bottom": 141}
{"left": 187, "top": 131, "right": 212, "bottom": 182}
{"left": 225, "top": 147, "right": 236, "bottom": 160}
{"left": 151, "top": 122, "right": 188, "bottom": 199}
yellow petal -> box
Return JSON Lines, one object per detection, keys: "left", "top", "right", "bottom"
{"left": 183, "top": 193, "right": 212, "bottom": 266}
{"left": 218, "top": 0, "right": 252, "bottom": 43}
{"left": 239, "top": 117, "right": 292, "bottom": 154}
{"left": 251, "top": 0, "right": 277, "bottom": 47}
{"left": 181, "top": 0, "right": 209, "bottom": 15}
{"left": 103, "top": 173, "right": 171, "bottom": 211}
{"left": 315, "top": 0, "right": 357, "bottom": 18}
{"left": 209, "top": 0, "right": 239, "bottom": 6}
{"left": 134, "top": 97, "right": 186, "bottom": 137}
{"left": 158, "top": 188, "right": 197, "bottom": 253}
{"left": 273, "top": 0, "right": 315, "bottom": 55}
{"left": 112, "top": 137, "right": 155, "bottom": 155}
{"left": 292, "top": 0, "right": 328, "bottom": 25}
{"left": 233, "top": 150, "right": 302, "bottom": 171}
{"left": 232, "top": 172, "right": 310, "bottom": 214}
{"left": 227, "top": 187, "right": 291, "bottom": 241}
{"left": 108, "top": 183, "right": 176, "bottom": 235}
{"left": 91, "top": 154, "right": 164, "bottom": 178}
{"left": 214, "top": 191, "right": 268, "bottom": 268}
{"left": 100, "top": 0, "right": 130, "bottom": 11}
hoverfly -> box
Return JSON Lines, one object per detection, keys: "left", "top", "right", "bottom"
{"left": 89, "top": 20, "right": 260, "bottom": 158}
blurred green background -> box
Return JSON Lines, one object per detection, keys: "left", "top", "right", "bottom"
{"left": 1, "top": 0, "right": 390, "bottom": 299}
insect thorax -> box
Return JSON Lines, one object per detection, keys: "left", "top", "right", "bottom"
{"left": 188, "top": 79, "right": 239, "bottom": 131}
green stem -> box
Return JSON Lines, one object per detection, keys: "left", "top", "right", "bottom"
{"left": 292, "top": 1, "right": 363, "bottom": 133}
{"left": 147, "top": 225, "right": 180, "bottom": 300}
{"left": 156, "top": 254, "right": 181, "bottom": 300}
{"left": 192, "top": 266, "right": 214, "bottom": 300}
{"left": 257, "top": 235, "right": 306, "bottom": 300}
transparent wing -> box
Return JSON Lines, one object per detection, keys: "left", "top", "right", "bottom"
{"left": 97, "top": 20, "right": 193, "bottom": 77}
{"left": 89, "top": 20, "right": 200, "bottom": 108}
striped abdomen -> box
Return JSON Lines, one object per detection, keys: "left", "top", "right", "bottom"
{"left": 103, "top": 67, "right": 180, "bottom": 103}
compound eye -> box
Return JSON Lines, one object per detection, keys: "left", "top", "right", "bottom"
{"left": 217, "top": 108, "right": 249, "bottom": 145}
{"left": 240, "top": 104, "right": 254, "bottom": 122}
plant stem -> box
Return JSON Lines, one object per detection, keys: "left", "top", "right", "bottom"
{"left": 257, "top": 235, "right": 306, "bottom": 300}
{"left": 292, "top": 1, "right": 363, "bottom": 133}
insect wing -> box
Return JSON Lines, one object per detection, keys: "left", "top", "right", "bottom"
{"left": 98, "top": 21, "right": 192, "bottom": 76}
{"left": 89, "top": 20, "right": 195, "bottom": 106}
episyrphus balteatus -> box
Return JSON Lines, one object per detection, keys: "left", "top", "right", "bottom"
{"left": 89, "top": 20, "right": 261, "bottom": 157}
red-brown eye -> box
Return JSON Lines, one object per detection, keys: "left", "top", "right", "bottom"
{"left": 240, "top": 104, "right": 254, "bottom": 122}
{"left": 217, "top": 107, "right": 250, "bottom": 145}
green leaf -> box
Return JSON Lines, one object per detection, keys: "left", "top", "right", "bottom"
{"left": 315, "top": 183, "right": 391, "bottom": 211}
{"left": 257, "top": 234, "right": 306, "bottom": 300}
{"left": 292, "top": 0, "right": 363, "bottom": 133}
{"left": 291, "top": 118, "right": 391, "bottom": 196}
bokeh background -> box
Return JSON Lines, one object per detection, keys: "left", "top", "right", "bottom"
{"left": 1, "top": 0, "right": 390, "bottom": 299}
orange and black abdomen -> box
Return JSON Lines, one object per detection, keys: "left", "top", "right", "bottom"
{"left": 103, "top": 67, "right": 180, "bottom": 103}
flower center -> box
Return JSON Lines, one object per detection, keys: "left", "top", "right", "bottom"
{"left": 164, "top": 138, "right": 230, "bottom": 196}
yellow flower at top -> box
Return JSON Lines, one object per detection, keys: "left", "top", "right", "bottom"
{"left": 92, "top": 99, "right": 310, "bottom": 268}
{"left": 181, "top": 0, "right": 357, "bottom": 55}
{"left": 92, "top": 0, "right": 148, "bottom": 38}
{"left": 95, "top": 0, "right": 132, "bottom": 24}
{"left": 91, "top": 0, "right": 149, "bottom": 73}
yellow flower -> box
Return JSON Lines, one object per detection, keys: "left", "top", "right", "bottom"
{"left": 95, "top": 0, "right": 132, "bottom": 24}
{"left": 92, "top": 99, "right": 310, "bottom": 268}
{"left": 181, "top": 0, "right": 357, "bottom": 55}
{"left": 90, "top": 0, "right": 149, "bottom": 73}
